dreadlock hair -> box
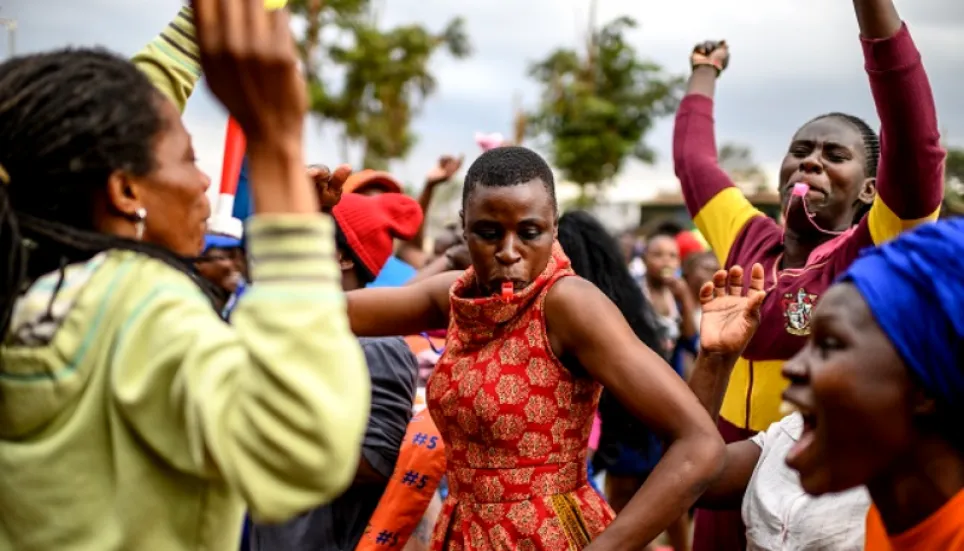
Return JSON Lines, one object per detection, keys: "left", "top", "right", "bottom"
{"left": 0, "top": 48, "right": 222, "bottom": 338}
{"left": 557, "top": 210, "right": 665, "bottom": 463}
{"left": 808, "top": 112, "right": 881, "bottom": 224}
{"left": 558, "top": 211, "right": 662, "bottom": 354}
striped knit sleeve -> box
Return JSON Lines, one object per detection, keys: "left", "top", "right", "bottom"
{"left": 110, "top": 215, "right": 370, "bottom": 523}
{"left": 132, "top": 7, "right": 200, "bottom": 112}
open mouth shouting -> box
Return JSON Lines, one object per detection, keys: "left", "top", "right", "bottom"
{"left": 781, "top": 394, "right": 819, "bottom": 474}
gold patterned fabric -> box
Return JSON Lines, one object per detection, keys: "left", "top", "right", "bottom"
{"left": 427, "top": 244, "right": 615, "bottom": 550}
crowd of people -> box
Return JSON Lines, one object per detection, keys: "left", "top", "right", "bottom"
{"left": 0, "top": 0, "right": 961, "bottom": 550}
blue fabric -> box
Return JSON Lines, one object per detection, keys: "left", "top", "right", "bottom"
{"left": 586, "top": 459, "right": 602, "bottom": 494}
{"left": 605, "top": 438, "right": 662, "bottom": 477}
{"left": 222, "top": 279, "right": 247, "bottom": 320}
{"left": 204, "top": 234, "right": 242, "bottom": 251}
{"left": 233, "top": 156, "right": 253, "bottom": 221}
{"left": 368, "top": 256, "right": 416, "bottom": 288}
{"left": 840, "top": 218, "right": 964, "bottom": 405}
{"left": 670, "top": 333, "right": 698, "bottom": 379}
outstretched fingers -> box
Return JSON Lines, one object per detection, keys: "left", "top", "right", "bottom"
{"left": 747, "top": 263, "right": 766, "bottom": 312}
{"left": 726, "top": 265, "right": 744, "bottom": 297}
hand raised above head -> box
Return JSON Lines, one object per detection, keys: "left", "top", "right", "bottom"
{"left": 308, "top": 164, "right": 353, "bottom": 213}
{"left": 698, "top": 263, "right": 765, "bottom": 357}
{"left": 690, "top": 40, "right": 729, "bottom": 75}
{"left": 425, "top": 155, "right": 464, "bottom": 186}
{"left": 192, "top": 0, "right": 305, "bottom": 143}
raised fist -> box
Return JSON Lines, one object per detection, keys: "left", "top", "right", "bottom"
{"left": 691, "top": 40, "right": 729, "bottom": 75}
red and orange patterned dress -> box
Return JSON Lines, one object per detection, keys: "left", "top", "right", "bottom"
{"left": 426, "top": 245, "right": 615, "bottom": 550}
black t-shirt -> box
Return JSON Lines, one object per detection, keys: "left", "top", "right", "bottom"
{"left": 249, "top": 337, "right": 417, "bottom": 551}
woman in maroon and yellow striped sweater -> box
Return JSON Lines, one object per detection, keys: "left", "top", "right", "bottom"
{"left": 673, "top": 1, "right": 945, "bottom": 549}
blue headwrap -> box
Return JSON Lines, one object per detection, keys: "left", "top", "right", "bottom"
{"left": 840, "top": 218, "right": 964, "bottom": 405}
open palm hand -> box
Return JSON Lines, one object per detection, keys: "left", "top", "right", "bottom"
{"left": 699, "top": 263, "right": 765, "bottom": 357}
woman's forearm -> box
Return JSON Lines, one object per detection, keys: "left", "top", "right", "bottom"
{"left": 590, "top": 435, "right": 725, "bottom": 548}
{"left": 686, "top": 65, "right": 718, "bottom": 99}
{"left": 687, "top": 352, "right": 738, "bottom": 422}
{"left": 853, "top": 0, "right": 901, "bottom": 39}
{"left": 860, "top": 19, "right": 944, "bottom": 239}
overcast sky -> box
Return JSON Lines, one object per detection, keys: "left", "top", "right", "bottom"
{"left": 5, "top": 0, "right": 964, "bottom": 196}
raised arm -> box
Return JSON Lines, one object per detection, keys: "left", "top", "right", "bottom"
{"left": 547, "top": 277, "right": 726, "bottom": 549}
{"left": 686, "top": 264, "right": 768, "bottom": 509}
{"left": 132, "top": 6, "right": 201, "bottom": 112}
{"left": 118, "top": 0, "right": 371, "bottom": 522}
{"left": 133, "top": 1, "right": 286, "bottom": 113}
{"left": 856, "top": 0, "right": 944, "bottom": 244}
{"left": 113, "top": 217, "right": 369, "bottom": 523}
{"left": 347, "top": 271, "right": 458, "bottom": 337}
{"left": 674, "top": 43, "right": 763, "bottom": 265}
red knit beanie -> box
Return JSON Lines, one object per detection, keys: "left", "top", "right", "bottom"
{"left": 332, "top": 193, "right": 424, "bottom": 277}
{"left": 676, "top": 230, "right": 706, "bottom": 262}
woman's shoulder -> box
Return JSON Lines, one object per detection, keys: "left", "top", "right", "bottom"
{"left": 0, "top": 250, "right": 210, "bottom": 439}
{"left": 8, "top": 250, "right": 204, "bottom": 349}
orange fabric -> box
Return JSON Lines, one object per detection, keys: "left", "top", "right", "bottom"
{"left": 356, "top": 412, "right": 446, "bottom": 551}
{"left": 404, "top": 335, "right": 445, "bottom": 356}
{"left": 864, "top": 490, "right": 964, "bottom": 551}
{"left": 344, "top": 169, "right": 404, "bottom": 195}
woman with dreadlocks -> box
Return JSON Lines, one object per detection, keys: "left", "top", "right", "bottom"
{"left": 673, "top": 1, "right": 945, "bottom": 548}
{"left": 0, "top": 1, "right": 369, "bottom": 549}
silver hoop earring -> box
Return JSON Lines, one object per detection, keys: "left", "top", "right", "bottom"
{"left": 134, "top": 208, "right": 147, "bottom": 241}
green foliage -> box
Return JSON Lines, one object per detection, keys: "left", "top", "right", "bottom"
{"left": 944, "top": 147, "right": 964, "bottom": 216}
{"left": 292, "top": 1, "right": 471, "bottom": 168}
{"left": 526, "top": 16, "right": 684, "bottom": 189}
{"left": 719, "top": 142, "right": 768, "bottom": 192}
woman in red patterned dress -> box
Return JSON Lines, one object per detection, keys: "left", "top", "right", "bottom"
{"left": 346, "top": 147, "right": 725, "bottom": 550}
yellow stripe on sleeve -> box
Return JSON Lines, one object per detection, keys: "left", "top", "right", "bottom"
{"left": 867, "top": 195, "right": 940, "bottom": 246}
{"left": 692, "top": 187, "right": 763, "bottom": 266}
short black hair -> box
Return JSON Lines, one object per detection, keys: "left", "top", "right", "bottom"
{"left": 0, "top": 48, "right": 221, "bottom": 335}
{"left": 461, "top": 146, "right": 556, "bottom": 210}
{"left": 807, "top": 112, "right": 880, "bottom": 223}
{"left": 652, "top": 219, "right": 685, "bottom": 237}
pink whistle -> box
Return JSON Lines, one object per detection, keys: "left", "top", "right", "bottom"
{"left": 501, "top": 282, "right": 514, "bottom": 300}
{"left": 792, "top": 183, "right": 810, "bottom": 197}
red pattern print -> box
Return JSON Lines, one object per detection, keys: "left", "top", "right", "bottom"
{"left": 427, "top": 244, "right": 615, "bottom": 550}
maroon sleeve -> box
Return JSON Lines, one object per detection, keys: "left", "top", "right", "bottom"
{"left": 673, "top": 94, "right": 738, "bottom": 218}
{"left": 863, "top": 23, "right": 944, "bottom": 220}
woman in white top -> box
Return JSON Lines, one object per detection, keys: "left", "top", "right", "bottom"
{"left": 690, "top": 264, "right": 869, "bottom": 550}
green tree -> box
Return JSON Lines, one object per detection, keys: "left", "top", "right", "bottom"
{"left": 291, "top": 1, "right": 471, "bottom": 170}
{"left": 525, "top": 16, "right": 684, "bottom": 202}
{"left": 329, "top": 19, "right": 470, "bottom": 169}
{"left": 719, "top": 142, "right": 768, "bottom": 193}
{"left": 943, "top": 147, "right": 964, "bottom": 216}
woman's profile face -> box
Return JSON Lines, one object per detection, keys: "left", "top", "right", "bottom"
{"left": 782, "top": 283, "right": 915, "bottom": 496}
{"left": 462, "top": 179, "right": 556, "bottom": 296}
{"left": 133, "top": 99, "right": 212, "bottom": 257}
